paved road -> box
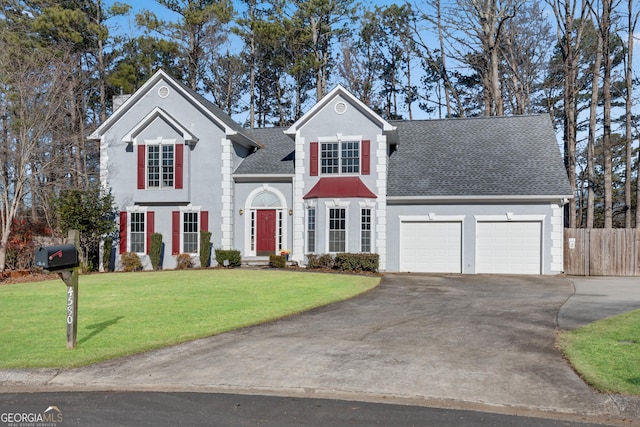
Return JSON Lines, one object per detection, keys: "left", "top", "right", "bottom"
{"left": 0, "top": 392, "right": 622, "bottom": 427}
{"left": 2, "top": 274, "right": 639, "bottom": 425}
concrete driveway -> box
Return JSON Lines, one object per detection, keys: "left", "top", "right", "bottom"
{"left": 2, "top": 274, "right": 639, "bottom": 423}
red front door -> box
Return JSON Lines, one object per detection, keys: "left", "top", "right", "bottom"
{"left": 256, "top": 210, "right": 276, "bottom": 256}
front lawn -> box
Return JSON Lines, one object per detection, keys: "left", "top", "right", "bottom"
{"left": 558, "top": 309, "right": 640, "bottom": 396}
{"left": 0, "top": 269, "right": 379, "bottom": 368}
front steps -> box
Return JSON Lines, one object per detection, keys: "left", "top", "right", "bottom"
{"left": 240, "top": 257, "right": 298, "bottom": 268}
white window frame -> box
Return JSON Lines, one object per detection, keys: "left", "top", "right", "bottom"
{"left": 146, "top": 138, "right": 176, "bottom": 189}
{"left": 325, "top": 200, "right": 350, "bottom": 253}
{"left": 318, "top": 135, "right": 362, "bottom": 176}
{"left": 359, "top": 200, "right": 376, "bottom": 253}
{"left": 307, "top": 206, "right": 316, "bottom": 254}
{"left": 180, "top": 205, "right": 201, "bottom": 254}
{"left": 126, "top": 206, "right": 148, "bottom": 255}
{"left": 360, "top": 208, "right": 372, "bottom": 253}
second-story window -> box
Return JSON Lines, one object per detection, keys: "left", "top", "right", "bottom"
{"left": 148, "top": 144, "right": 174, "bottom": 188}
{"left": 321, "top": 141, "right": 359, "bottom": 175}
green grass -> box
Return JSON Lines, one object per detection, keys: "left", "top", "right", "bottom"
{"left": 0, "top": 269, "right": 379, "bottom": 368}
{"left": 558, "top": 309, "right": 640, "bottom": 396}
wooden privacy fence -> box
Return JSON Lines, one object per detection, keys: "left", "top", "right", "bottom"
{"left": 564, "top": 228, "right": 640, "bottom": 276}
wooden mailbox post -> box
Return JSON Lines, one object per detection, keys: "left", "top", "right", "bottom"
{"left": 34, "top": 230, "right": 80, "bottom": 349}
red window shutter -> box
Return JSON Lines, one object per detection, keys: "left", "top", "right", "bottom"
{"left": 361, "top": 140, "right": 371, "bottom": 175}
{"left": 119, "top": 211, "right": 127, "bottom": 253}
{"left": 146, "top": 211, "right": 155, "bottom": 254}
{"left": 175, "top": 144, "right": 184, "bottom": 189}
{"left": 201, "top": 210, "right": 209, "bottom": 232}
{"left": 172, "top": 211, "right": 180, "bottom": 255}
{"left": 137, "top": 145, "right": 146, "bottom": 189}
{"left": 310, "top": 142, "right": 318, "bottom": 176}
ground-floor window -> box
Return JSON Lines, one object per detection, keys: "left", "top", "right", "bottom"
{"left": 328, "top": 208, "right": 346, "bottom": 252}
{"left": 183, "top": 212, "right": 199, "bottom": 253}
{"left": 361, "top": 208, "right": 371, "bottom": 252}
{"left": 130, "top": 212, "right": 146, "bottom": 253}
{"left": 307, "top": 208, "right": 316, "bottom": 253}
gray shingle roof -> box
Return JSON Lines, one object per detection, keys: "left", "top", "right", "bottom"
{"left": 387, "top": 115, "right": 572, "bottom": 198}
{"left": 234, "top": 128, "right": 294, "bottom": 175}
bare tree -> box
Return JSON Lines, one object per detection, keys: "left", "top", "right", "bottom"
{"left": 500, "top": 2, "right": 554, "bottom": 115}
{"left": 449, "top": 0, "right": 523, "bottom": 116}
{"left": 547, "top": 0, "right": 589, "bottom": 228}
{"left": 0, "top": 41, "right": 73, "bottom": 271}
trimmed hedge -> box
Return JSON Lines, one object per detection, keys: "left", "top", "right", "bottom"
{"left": 269, "top": 255, "right": 287, "bottom": 268}
{"left": 199, "top": 231, "right": 212, "bottom": 267}
{"left": 215, "top": 249, "right": 241, "bottom": 267}
{"left": 150, "top": 233, "right": 163, "bottom": 270}
{"left": 306, "top": 253, "right": 379, "bottom": 273}
{"left": 334, "top": 253, "right": 379, "bottom": 272}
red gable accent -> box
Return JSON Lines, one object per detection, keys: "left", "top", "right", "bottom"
{"left": 303, "top": 177, "right": 377, "bottom": 199}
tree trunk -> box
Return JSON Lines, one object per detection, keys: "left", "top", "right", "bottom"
{"left": 601, "top": 0, "right": 613, "bottom": 228}
{"left": 624, "top": 0, "right": 637, "bottom": 228}
{"left": 587, "top": 34, "right": 602, "bottom": 229}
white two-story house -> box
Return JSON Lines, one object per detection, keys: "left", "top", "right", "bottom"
{"left": 91, "top": 69, "right": 572, "bottom": 274}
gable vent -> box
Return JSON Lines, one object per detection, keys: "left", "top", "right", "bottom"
{"left": 158, "top": 86, "right": 170, "bottom": 98}
{"left": 334, "top": 101, "right": 347, "bottom": 114}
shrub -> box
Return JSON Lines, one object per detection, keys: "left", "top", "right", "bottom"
{"left": 149, "top": 233, "right": 163, "bottom": 270}
{"left": 306, "top": 253, "right": 334, "bottom": 269}
{"left": 176, "top": 253, "right": 193, "bottom": 269}
{"left": 121, "top": 252, "right": 142, "bottom": 272}
{"left": 307, "top": 253, "right": 379, "bottom": 273}
{"left": 214, "top": 249, "right": 241, "bottom": 267}
{"left": 199, "top": 231, "right": 212, "bottom": 268}
{"left": 334, "top": 253, "right": 379, "bottom": 273}
{"left": 269, "top": 255, "right": 286, "bottom": 268}
{"left": 103, "top": 238, "right": 113, "bottom": 271}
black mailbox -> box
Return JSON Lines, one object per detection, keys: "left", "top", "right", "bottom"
{"left": 35, "top": 245, "right": 79, "bottom": 271}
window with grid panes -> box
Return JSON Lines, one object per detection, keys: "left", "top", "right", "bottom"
{"left": 361, "top": 208, "right": 371, "bottom": 252}
{"left": 183, "top": 212, "right": 198, "bottom": 253}
{"left": 320, "top": 141, "right": 359, "bottom": 175}
{"left": 130, "top": 212, "right": 145, "bottom": 253}
{"left": 147, "top": 145, "right": 174, "bottom": 188}
{"left": 329, "top": 208, "right": 346, "bottom": 252}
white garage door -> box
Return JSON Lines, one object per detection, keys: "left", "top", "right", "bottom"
{"left": 400, "top": 221, "right": 462, "bottom": 273}
{"left": 476, "top": 222, "right": 541, "bottom": 274}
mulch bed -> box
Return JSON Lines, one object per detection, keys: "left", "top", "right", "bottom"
{"left": 0, "top": 271, "right": 58, "bottom": 285}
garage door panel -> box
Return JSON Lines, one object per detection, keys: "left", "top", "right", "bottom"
{"left": 401, "top": 222, "right": 462, "bottom": 273}
{"left": 477, "top": 222, "right": 541, "bottom": 274}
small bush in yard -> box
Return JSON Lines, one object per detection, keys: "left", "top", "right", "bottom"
{"left": 214, "top": 249, "right": 241, "bottom": 267}
{"left": 334, "top": 253, "right": 379, "bottom": 272}
{"left": 176, "top": 253, "right": 193, "bottom": 269}
{"left": 269, "top": 255, "right": 286, "bottom": 268}
{"left": 121, "top": 252, "right": 142, "bottom": 272}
